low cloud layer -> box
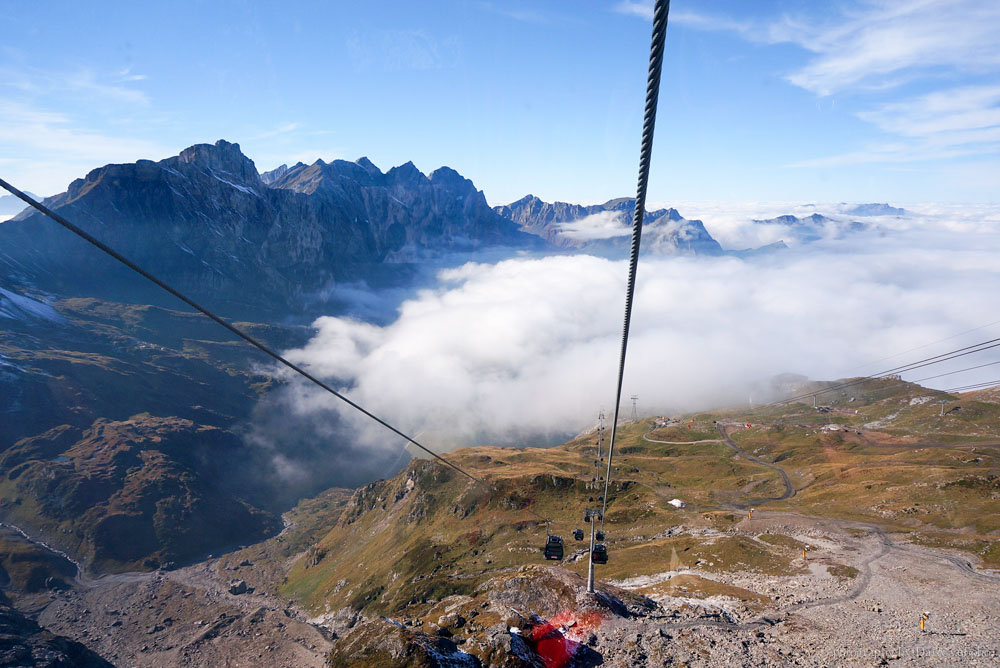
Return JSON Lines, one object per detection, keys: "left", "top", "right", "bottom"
{"left": 275, "top": 203, "right": 1000, "bottom": 458}
{"left": 557, "top": 211, "right": 631, "bottom": 241}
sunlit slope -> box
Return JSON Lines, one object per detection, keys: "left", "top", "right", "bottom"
{"left": 280, "top": 420, "right": 789, "bottom": 615}
{"left": 723, "top": 379, "right": 1000, "bottom": 566}
{"left": 282, "top": 378, "right": 999, "bottom": 618}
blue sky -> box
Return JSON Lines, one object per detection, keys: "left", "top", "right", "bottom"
{"left": 1, "top": 0, "right": 998, "bottom": 204}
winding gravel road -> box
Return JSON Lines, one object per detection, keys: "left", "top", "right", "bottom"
{"left": 628, "top": 420, "right": 1000, "bottom": 634}
{"left": 715, "top": 423, "right": 795, "bottom": 505}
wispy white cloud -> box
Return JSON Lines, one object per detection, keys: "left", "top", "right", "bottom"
{"left": 478, "top": 2, "right": 554, "bottom": 25}
{"left": 780, "top": 0, "right": 1000, "bottom": 96}
{"left": 670, "top": 9, "right": 752, "bottom": 35}
{"left": 346, "top": 28, "right": 460, "bottom": 72}
{"left": 792, "top": 84, "right": 1000, "bottom": 167}
{"left": 654, "top": 1, "right": 1000, "bottom": 96}
{"left": 116, "top": 67, "right": 148, "bottom": 82}
{"left": 857, "top": 85, "right": 1000, "bottom": 137}
{"left": 556, "top": 211, "right": 630, "bottom": 240}
{"left": 0, "top": 101, "right": 170, "bottom": 194}
{"left": 614, "top": 0, "right": 653, "bottom": 20}
{"left": 651, "top": 1, "right": 1000, "bottom": 169}
{"left": 617, "top": 1, "right": 753, "bottom": 35}
{"left": 1, "top": 65, "right": 151, "bottom": 106}
{"left": 247, "top": 122, "right": 303, "bottom": 141}
{"left": 0, "top": 102, "right": 164, "bottom": 158}
{"left": 0, "top": 63, "right": 164, "bottom": 194}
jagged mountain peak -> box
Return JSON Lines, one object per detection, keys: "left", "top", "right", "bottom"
{"left": 601, "top": 197, "right": 637, "bottom": 212}
{"left": 429, "top": 166, "right": 476, "bottom": 194}
{"left": 260, "top": 163, "right": 290, "bottom": 185}
{"left": 386, "top": 160, "right": 428, "bottom": 187}
{"left": 495, "top": 194, "right": 722, "bottom": 256}
{"left": 354, "top": 156, "right": 380, "bottom": 174}
{"left": 177, "top": 139, "right": 261, "bottom": 186}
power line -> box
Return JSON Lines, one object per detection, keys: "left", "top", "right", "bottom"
{"left": 761, "top": 337, "right": 1000, "bottom": 410}
{"left": 600, "top": 0, "right": 671, "bottom": 536}
{"left": 879, "top": 339, "right": 1000, "bottom": 376}
{"left": 911, "top": 359, "right": 1000, "bottom": 384}
{"left": 820, "top": 359, "right": 1000, "bottom": 403}
{"left": 845, "top": 319, "right": 1000, "bottom": 372}
{"left": 943, "top": 379, "right": 1000, "bottom": 393}
{"left": 0, "top": 176, "right": 491, "bottom": 491}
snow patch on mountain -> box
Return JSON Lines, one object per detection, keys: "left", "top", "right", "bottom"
{"left": 0, "top": 288, "right": 63, "bottom": 322}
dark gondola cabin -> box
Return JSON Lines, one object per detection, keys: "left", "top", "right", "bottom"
{"left": 573, "top": 529, "right": 584, "bottom": 541}
{"left": 543, "top": 535, "right": 564, "bottom": 560}
{"left": 592, "top": 543, "right": 608, "bottom": 564}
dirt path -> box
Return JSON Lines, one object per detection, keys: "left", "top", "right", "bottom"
{"left": 712, "top": 421, "right": 1000, "bottom": 584}
{"left": 641, "top": 433, "right": 723, "bottom": 445}
{"left": 619, "top": 421, "right": 1000, "bottom": 641}
{"left": 716, "top": 423, "right": 795, "bottom": 505}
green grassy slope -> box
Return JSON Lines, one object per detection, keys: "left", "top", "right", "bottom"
{"left": 280, "top": 379, "right": 1000, "bottom": 619}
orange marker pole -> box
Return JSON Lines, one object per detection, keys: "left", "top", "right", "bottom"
{"left": 920, "top": 612, "right": 929, "bottom": 632}
{"left": 802, "top": 548, "right": 807, "bottom": 560}
{"left": 748, "top": 509, "right": 753, "bottom": 519}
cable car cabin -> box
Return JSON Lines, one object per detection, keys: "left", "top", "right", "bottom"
{"left": 573, "top": 529, "right": 584, "bottom": 541}
{"left": 592, "top": 543, "right": 608, "bottom": 564}
{"left": 543, "top": 535, "right": 564, "bottom": 560}
{"left": 595, "top": 530, "right": 605, "bottom": 542}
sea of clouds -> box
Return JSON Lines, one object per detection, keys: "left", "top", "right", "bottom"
{"left": 268, "top": 202, "right": 1000, "bottom": 464}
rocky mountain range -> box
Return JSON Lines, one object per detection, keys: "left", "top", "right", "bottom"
{"left": 1, "top": 140, "right": 543, "bottom": 320}
{"left": 843, "top": 202, "right": 907, "bottom": 217}
{"left": 495, "top": 194, "right": 725, "bottom": 256}
{"left": 752, "top": 212, "right": 874, "bottom": 244}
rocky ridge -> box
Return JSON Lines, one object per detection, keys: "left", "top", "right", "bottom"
{"left": 495, "top": 194, "right": 725, "bottom": 256}
{"left": 1, "top": 140, "right": 545, "bottom": 319}
{"left": 751, "top": 212, "right": 874, "bottom": 244}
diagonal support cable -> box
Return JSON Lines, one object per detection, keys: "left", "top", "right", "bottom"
{"left": 0, "top": 177, "right": 486, "bottom": 487}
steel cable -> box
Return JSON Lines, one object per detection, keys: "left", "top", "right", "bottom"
{"left": 601, "top": 0, "right": 671, "bottom": 529}
{"left": 0, "top": 177, "right": 491, "bottom": 490}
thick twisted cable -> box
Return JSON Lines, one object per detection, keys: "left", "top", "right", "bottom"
{"left": 601, "top": 0, "right": 671, "bottom": 528}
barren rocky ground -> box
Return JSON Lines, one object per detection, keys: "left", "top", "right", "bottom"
{"left": 7, "top": 506, "right": 997, "bottom": 667}
{"left": 14, "top": 559, "right": 331, "bottom": 667}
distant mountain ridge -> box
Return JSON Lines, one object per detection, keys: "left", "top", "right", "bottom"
{"left": 844, "top": 202, "right": 907, "bottom": 217}
{"left": 1, "top": 140, "right": 544, "bottom": 318}
{"left": 752, "top": 212, "right": 874, "bottom": 244}
{"left": 495, "top": 194, "right": 724, "bottom": 256}
{"left": 0, "top": 192, "right": 39, "bottom": 217}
